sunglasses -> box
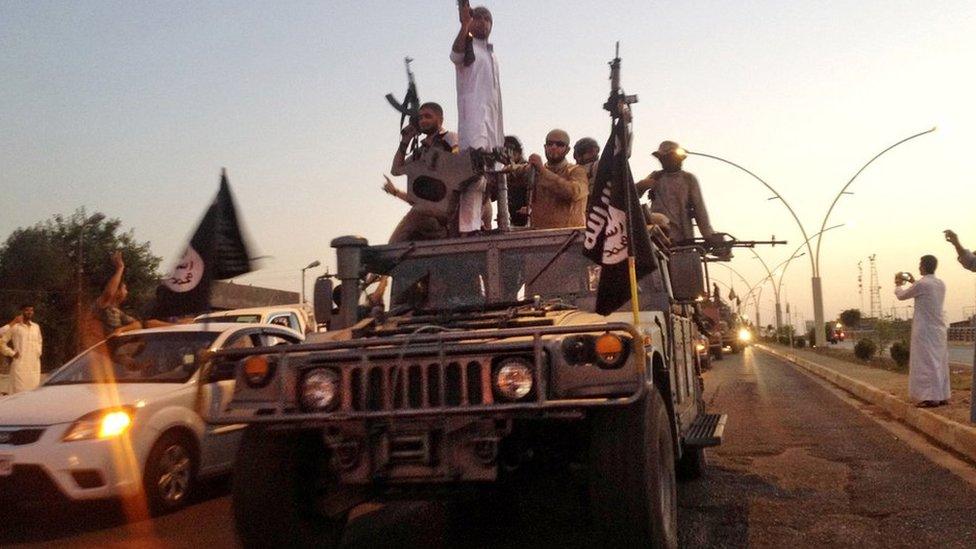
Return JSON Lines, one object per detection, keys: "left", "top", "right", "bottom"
{"left": 544, "top": 141, "right": 567, "bottom": 147}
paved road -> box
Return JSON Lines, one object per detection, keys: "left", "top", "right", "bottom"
{"left": 5, "top": 348, "right": 976, "bottom": 547}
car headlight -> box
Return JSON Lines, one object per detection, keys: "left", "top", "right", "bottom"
{"left": 737, "top": 328, "right": 752, "bottom": 343}
{"left": 300, "top": 368, "right": 340, "bottom": 411}
{"left": 695, "top": 342, "right": 706, "bottom": 353}
{"left": 494, "top": 359, "right": 534, "bottom": 401}
{"left": 62, "top": 407, "right": 134, "bottom": 442}
{"left": 242, "top": 354, "right": 275, "bottom": 388}
{"left": 594, "top": 333, "right": 629, "bottom": 368}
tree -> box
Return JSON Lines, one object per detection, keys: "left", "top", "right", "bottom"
{"left": 0, "top": 210, "right": 161, "bottom": 370}
{"left": 839, "top": 308, "right": 862, "bottom": 328}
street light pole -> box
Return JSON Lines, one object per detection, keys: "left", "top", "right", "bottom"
{"left": 301, "top": 260, "right": 321, "bottom": 303}
{"left": 686, "top": 150, "right": 818, "bottom": 344}
{"left": 812, "top": 128, "right": 936, "bottom": 340}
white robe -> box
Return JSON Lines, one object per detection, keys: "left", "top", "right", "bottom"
{"left": 894, "top": 275, "right": 949, "bottom": 401}
{"left": 1, "top": 321, "right": 43, "bottom": 393}
{"left": 451, "top": 38, "right": 504, "bottom": 233}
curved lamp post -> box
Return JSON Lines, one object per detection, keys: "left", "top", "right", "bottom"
{"left": 687, "top": 128, "right": 934, "bottom": 347}
{"left": 811, "top": 128, "right": 937, "bottom": 342}
{"left": 301, "top": 260, "right": 321, "bottom": 303}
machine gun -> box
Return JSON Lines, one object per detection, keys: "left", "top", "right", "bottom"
{"left": 385, "top": 57, "right": 421, "bottom": 135}
{"left": 677, "top": 232, "right": 787, "bottom": 262}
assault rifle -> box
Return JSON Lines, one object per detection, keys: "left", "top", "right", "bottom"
{"left": 385, "top": 57, "right": 420, "bottom": 131}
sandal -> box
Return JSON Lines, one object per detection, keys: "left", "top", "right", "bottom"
{"left": 915, "top": 400, "right": 938, "bottom": 408}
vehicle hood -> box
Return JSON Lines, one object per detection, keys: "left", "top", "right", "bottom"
{"left": 0, "top": 383, "right": 184, "bottom": 426}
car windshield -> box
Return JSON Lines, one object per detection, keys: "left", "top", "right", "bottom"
{"left": 196, "top": 314, "right": 261, "bottom": 323}
{"left": 390, "top": 251, "right": 488, "bottom": 310}
{"left": 45, "top": 332, "right": 220, "bottom": 385}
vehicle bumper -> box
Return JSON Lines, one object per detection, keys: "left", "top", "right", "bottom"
{"left": 0, "top": 424, "right": 151, "bottom": 502}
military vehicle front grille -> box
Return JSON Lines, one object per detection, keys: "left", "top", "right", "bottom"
{"left": 344, "top": 359, "right": 492, "bottom": 412}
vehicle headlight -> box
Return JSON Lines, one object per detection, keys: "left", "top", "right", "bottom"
{"left": 695, "top": 342, "right": 706, "bottom": 353}
{"left": 62, "top": 407, "right": 134, "bottom": 442}
{"left": 594, "top": 333, "right": 629, "bottom": 368}
{"left": 494, "top": 359, "right": 534, "bottom": 401}
{"left": 737, "top": 328, "right": 752, "bottom": 343}
{"left": 300, "top": 369, "right": 340, "bottom": 411}
{"left": 242, "top": 354, "right": 275, "bottom": 388}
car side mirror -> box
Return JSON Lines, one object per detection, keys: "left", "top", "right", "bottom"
{"left": 669, "top": 248, "right": 706, "bottom": 302}
{"left": 313, "top": 276, "right": 334, "bottom": 330}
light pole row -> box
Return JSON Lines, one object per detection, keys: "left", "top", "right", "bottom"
{"left": 687, "top": 127, "right": 935, "bottom": 347}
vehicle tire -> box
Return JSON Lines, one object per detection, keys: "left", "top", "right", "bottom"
{"left": 676, "top": 446, "right": 707, "bottom": 481}
{"left": 143, "top": 430, "right": 198, "bottom": 516}
{"left": 233, "top": 425, "right": 346, "bottom": 548}
{"left": 588, "top": 390, "right": 678, "bottom": 548}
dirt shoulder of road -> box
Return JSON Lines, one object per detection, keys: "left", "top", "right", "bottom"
{"left": 758, "top": 343, "right": 976, "bottom": 464}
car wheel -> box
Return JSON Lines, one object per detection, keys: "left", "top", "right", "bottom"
{"left": 143, "top": 431, "right": 197, "bottom": 516}
{"left": 588, "top": 390, "right": 678, "bottom": 548}
{"left": 233, "top": 425, "right": 346, "bottom": 548}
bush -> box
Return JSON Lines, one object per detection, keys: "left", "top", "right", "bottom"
{"left": 890, "top": 340, "right": 910, "bottom": 368}
{"left": 854, "top": 339, "right": 877, "bottom": 361}
{"left": 793, "top": 337, "right": 806, "bottom": 348}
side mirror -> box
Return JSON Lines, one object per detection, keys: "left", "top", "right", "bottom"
{"left": 313, "top": 276, "right": 334, "bottom": 330}
{"left": 669, "top": 249, "right": 706, "bottom": 302}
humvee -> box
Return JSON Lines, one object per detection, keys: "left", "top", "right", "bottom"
{"left": 204, "top": 227, "right": 726, "bottom": 548}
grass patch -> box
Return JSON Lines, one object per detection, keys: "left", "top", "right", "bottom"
{"left": 811, "top": 345, "right": 909, "bottom": 374}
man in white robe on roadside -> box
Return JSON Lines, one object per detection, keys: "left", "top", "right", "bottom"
{"left": 893, "top": 255, "right": 950, "bottom": 407}
{"left": 450, "top": 4, "right": 504, "bottom": 234}
{"left": 0, "top": 304, "right": 44, "bottom": 393}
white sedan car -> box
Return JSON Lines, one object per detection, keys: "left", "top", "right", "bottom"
{"left": 0, "top": 322, "right": 303, "bottom": 514}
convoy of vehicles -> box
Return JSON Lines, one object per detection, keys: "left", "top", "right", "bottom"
{"left": 0, "top": 323, "right": 303, "bottom": 514}
{"left": 208, "top": 227, "right": 728, "bottom": 548}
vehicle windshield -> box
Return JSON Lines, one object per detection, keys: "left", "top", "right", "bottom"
{"left": 196, "top": 314, "right": 261, "bottom": 323}
{"left": 390, "top": 251, "right": 488, "bottom": 310}
{"left": 384, "top": 238, "right": 667, "bottom": 312}
{"left": 45, "top": 332, "right": 220, "bottom": 385}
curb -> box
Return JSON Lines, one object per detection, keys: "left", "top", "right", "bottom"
{"left": 755, "top": 344, "right": 976, "bottom": 464}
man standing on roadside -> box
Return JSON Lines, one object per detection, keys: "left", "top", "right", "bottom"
{"left": 943, "top": 228, "right": 976, "bottom": 420}
{"left": 451, "top": 4, "right": 504, "bottom": 234}
{"left": 894, "top": 255, "right": 950, "bottom": 408}
{"left": 0, "top": 304, "right": 43, "bottom": 393}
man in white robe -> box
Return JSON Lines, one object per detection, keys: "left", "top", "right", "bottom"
{"left": 0, "top": 305, "right": 43, "bottom": 393}
{"left": 893, "top": 255, "right": 949, "bottom": 407}
{"left": 451, "top": 4, "right": 504, "bottom": 234}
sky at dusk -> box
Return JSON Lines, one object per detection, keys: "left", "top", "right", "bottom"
{"left": 2, "top": 1, "right": 975, "bottom": 325}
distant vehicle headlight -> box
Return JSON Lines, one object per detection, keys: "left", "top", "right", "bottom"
{"left": 695, "top": 342, "right": 706, "bottom": 353}
{"left": 737, "top": 328, "right": 753, "bottom": 343}
{"left": 494, "top": 359, "right": 534, "bottom": 401}
{"left": 62, "top": 407, "right": 134, "bottom": 442}
{"left": 300, "top": 369, "right": 340, "bottom": 411}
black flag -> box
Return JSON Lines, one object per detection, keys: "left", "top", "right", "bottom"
{"left": 582, "top": 118, "right": 657, "bottom": 315}
{"left": 153, "top": 169, "right": 252, "bottom": 318}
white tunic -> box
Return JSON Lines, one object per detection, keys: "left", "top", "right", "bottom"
{"left": 451, "top": 38, "right": 504, "bottom": 232}
{"left": 1, "top": 321, "right": 43, "bottom": 393}
{"left": 894, "top": 275, "right": 949, "bottom": 401}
